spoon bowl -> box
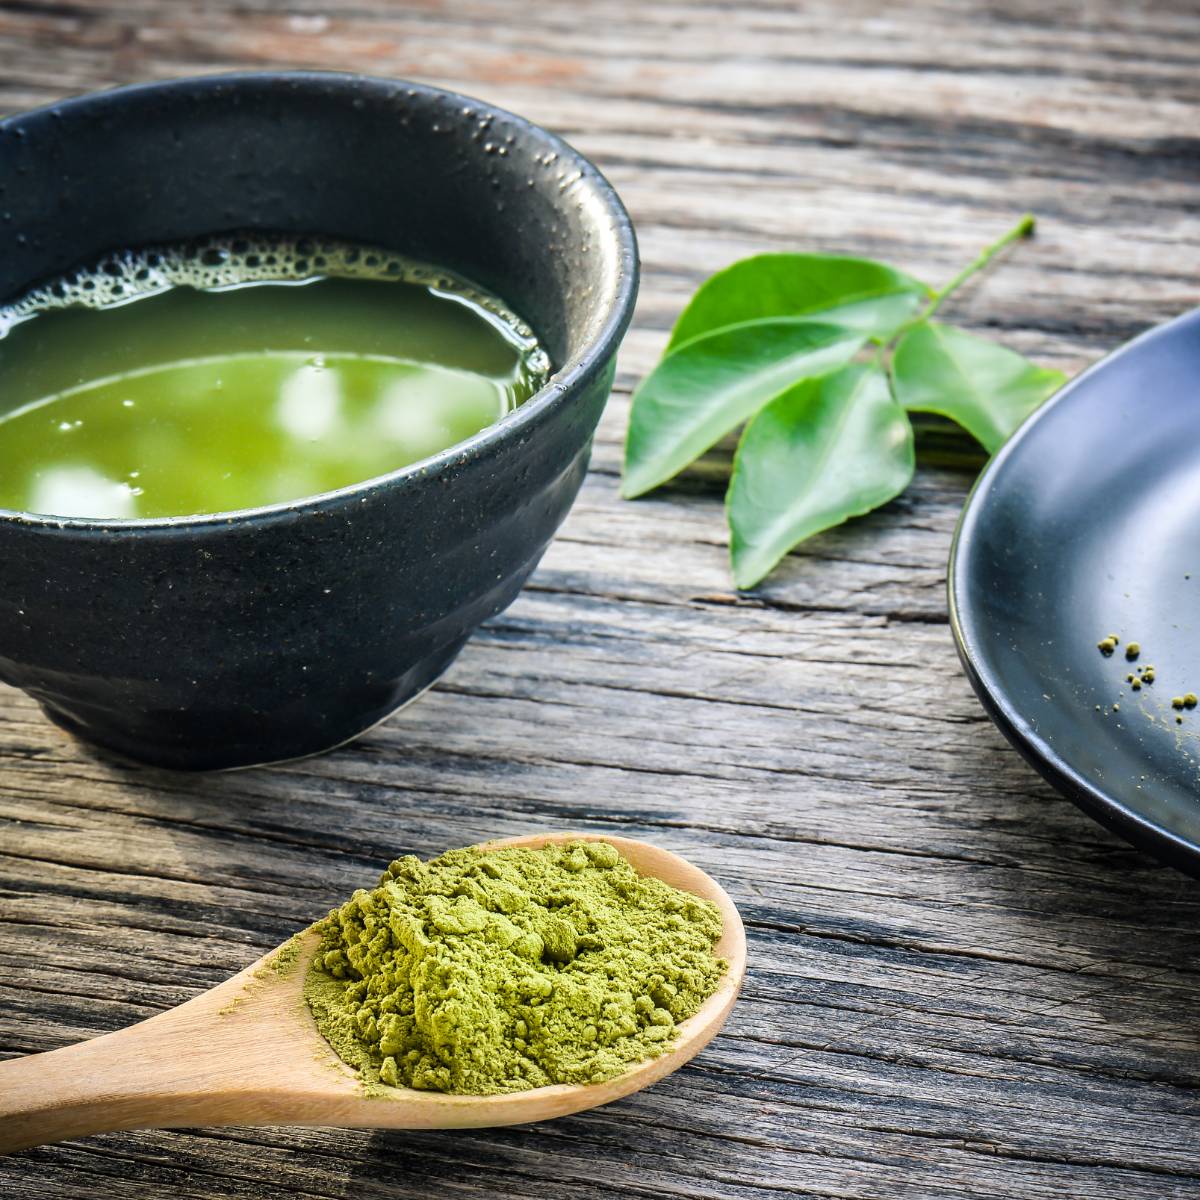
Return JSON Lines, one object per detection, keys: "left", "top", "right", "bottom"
{"left": 0, "top": 833, "right": 745, "bottom": 1152}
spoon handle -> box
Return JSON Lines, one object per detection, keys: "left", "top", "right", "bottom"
{"left": 0, "top": 1019, "right": 195, "bottom": 1152}
{"left": 0, "top": 986, "right": 288, "bottom": 1153}
{"left": 0, "top": 941, "right": 338, "bottom": 1154}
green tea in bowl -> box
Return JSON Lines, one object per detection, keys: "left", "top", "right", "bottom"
{"left": 0, "top": 235, "right": 550, "bottom": 519}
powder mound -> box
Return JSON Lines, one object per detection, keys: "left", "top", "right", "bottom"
{"left": 303, "top": 840, "right": 726, "bottom": 1095}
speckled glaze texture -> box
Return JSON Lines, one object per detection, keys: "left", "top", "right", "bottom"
{"left": 0, "top": 72, "right": 638, "bottom": 769}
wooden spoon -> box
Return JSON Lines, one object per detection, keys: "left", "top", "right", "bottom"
{"left": 0, "top": 832, "right": 746, "bottom": 1153}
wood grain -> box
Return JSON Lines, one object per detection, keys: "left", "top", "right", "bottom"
{"left": 2, "top": 1, "right": 1200, "bottom": 1197}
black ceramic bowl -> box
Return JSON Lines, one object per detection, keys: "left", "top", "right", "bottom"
{"left": 0, "top": 72, "right": 638, "bottom": 770}
{"left": 949, "top": 308, "right": 1200, "bottom": 874}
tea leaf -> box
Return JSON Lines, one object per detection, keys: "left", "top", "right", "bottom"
{"left": 891, "top": 321, "right": 1065, "bottom": 453}
{"left": 621, "top": 214, "right": 1063, "bottom": 588}
{"left": 727, "top": 364, "right": 914, "bottom": 589}
{"left": 622, "top": 319, "right": 864, "bottom": 498}
{"left": 667, "top": 254, "right": 931, "bottom": 351}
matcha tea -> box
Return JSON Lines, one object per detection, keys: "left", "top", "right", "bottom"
{"left": 0, "top": 237, "right": 549, "bottom": 519}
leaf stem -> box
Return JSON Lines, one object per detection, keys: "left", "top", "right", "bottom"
{"left": 925, "top": 213, "right": 1035, "bottom": 319}
{"left": 877, "top": 213, "right": 1037, "bottom": 374}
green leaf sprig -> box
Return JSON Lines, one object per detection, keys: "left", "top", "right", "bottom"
{"left": 622, "top": 215, "right": 1066, "bottom": 589}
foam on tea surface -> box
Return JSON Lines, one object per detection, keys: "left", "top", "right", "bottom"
{"left": 0, "top": 235, "right": 550, "bottom": 520}
{"left": 0, "top": 234, "right": 546, "bottom": 334}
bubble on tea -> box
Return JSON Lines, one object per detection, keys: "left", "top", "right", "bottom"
{"left": 0, "top": 233, "right": 550, "bottom": 378}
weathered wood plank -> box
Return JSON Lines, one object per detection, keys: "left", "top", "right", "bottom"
{"left": 3, "top": 1, "right": 1200, "bottom": 1197}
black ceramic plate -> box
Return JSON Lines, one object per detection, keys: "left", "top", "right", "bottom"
{"left": 950, "top": 308, "right": 1200, "bottom": 875}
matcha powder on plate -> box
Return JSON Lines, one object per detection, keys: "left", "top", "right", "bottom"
{"left": 303, "top": 839, "right": 727, "bottom": 1095}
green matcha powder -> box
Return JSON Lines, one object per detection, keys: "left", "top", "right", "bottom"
{"left": 303, "top": 840, "right": 726, "bottom": 1095}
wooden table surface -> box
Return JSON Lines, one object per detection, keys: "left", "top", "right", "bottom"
{"left": 3, "top": 2, "right": 1200, "bottom": 1197}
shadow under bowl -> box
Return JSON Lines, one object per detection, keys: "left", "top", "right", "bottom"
{"left": 0, "top": 71, "right": 638, "bottom": 770}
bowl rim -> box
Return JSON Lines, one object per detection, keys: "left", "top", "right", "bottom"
{"left": 947, "top": 305, "right": 1200, "bottom": 876}
{"left": 0, "top": 70, "right": 639, "bottom": 534}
